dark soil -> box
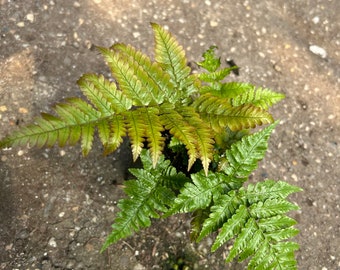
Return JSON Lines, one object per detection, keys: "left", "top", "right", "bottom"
{"left": 1, "top": 1, "right": 339, "bottom": 269}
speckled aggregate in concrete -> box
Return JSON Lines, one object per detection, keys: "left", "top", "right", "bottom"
{"left": 1, "top": 0, "right": 339, "bottom": 269}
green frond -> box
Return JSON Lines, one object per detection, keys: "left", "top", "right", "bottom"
{"left": 249, "top": 199, "right": 299, "bottom": 219}
{"left": 58, "top": 98, "right": 100, "bottom": 155}
{"left": 221, "top": 121, "right": 278, "bottom": 178}
{"left": 245, "top": 180, "right": 303, "bottom": 204}
{"left": 214, "top": 127, "right": 249, "bottom": 155}
{"left": 112, "top": 43, "right": 176, "bottom": 104}
{"left": 199, "top": 81, "right": 253, "bottom": 98}
{"left": 211, "top": 204, "right": 249, "bottom": 252}
{"left": 138, "top": 147, "right": 165, "bottom": 171}
{"left": 111, "top": 45, "right": 162, "bottom": 105}
{"left": 142, "top": 107, "right": 165, "bottom": 166}
{"left": 36, "top": 114, "right": 62, "bottom": 147}
{"left": 231, "top": 86, "right": 286, "bottom": 110}
{"left": 78, "top": 73, "right": 133, "bottom": 113}
{"left": 226, "top": 217, "right": 259, "bottom": 262}
{"left": 54, "top": 102, "right": 82, "bottom": 125}
{"left": 102, "top": 150, "right": 183, "bottom": 252}
{"left": 165, "top": 172, "right": 235, "bottom": 216}
{"left": 96, "top": 120, "right": 111, "bottom": 153}
{"left": 177, "top": 106, "right": 215, "bottom": 174}
{"left": 81, "top": 124, "right": 95, "bottom": 156}
{"left": 90, "top": 115, "right": 126, "bottom": 156}
{"left": 197, "top": 45, "right": 221, "bottom": 72}
{"left": 237, "top": 230, "right": 263, "bottom": 262}
{"left": 124, "top": 110, "right": 147, "bottom": 161}
{"left": 0, "top": 117, "right": 55, "bottom": 149}
{"left": 198, "top": 67, "right": 236, "bottom": 83}
{"left": 265, "top": 227, "right": 300, "bottom": 243}
{"left": 197, "top": 191, "right": 244, "bottom": 242}
{"left": 258, "top": 216, "right": 297, "bottom": 235}
{"left": 206, "top": 180, "right": 300, "bottom": 267}
{"left": 219, "top": 82, "right": 253, "bottom": 98}
{"left": 101, "top": 166, "right": 175, "bottom": 252}
{"left": 248, "top": 241, "right": 299, "bottom": 270}
{"left": 106, "top": 114, "right": 126, "bottom": 154}
{"left": 67, "top": 97, "right": 101, "bottom": 119}
{"left": 270, "top": 242, "right": 300, "bottom": 269}
{"left": 0, "top": 98, "right": 102, "bottom": 153}
{"left": 151, "top": 23, "right": 192, "bottom": 95}
{"left": 193, "top": 93, "right": 231, "bottom": 114}
{"left": 160, "top": 171, "right": 190, "bottom": 191}
{"left": 194, "top": 93, "right": 274, "bottom": 132}
{"left": 216, "top": 103, "right": 274, "bottom": 131}
{"left": 247, "top": 241, "right": 273, "bottom": 269}
{"left": 98, "top": 47, "right": 153, "bottom": 106}
{"left": 138, "top": 149, "right": 190, "bottom": 191}
{"left": 159, "top": 104, "right": 198, "bottom": 170}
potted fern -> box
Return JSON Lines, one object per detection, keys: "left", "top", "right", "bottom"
{"left": 0, "top": 23, "right": 301, "bottom": 269}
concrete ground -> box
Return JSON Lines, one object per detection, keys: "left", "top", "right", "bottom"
{"left": 0, "top": 0, "right": 339, "bottom": 269}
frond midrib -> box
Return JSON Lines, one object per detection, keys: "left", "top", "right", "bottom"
{"left": 153, "top": 25, "right": 181, "bottom": 85}
{"left": 6, "top": 111, "right": 117, "bottom": 146}
{"left": 249, "top": 218, "right": 293, "bottom": 269}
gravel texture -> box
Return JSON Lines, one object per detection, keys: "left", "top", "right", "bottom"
{"left": 0, "top": 0, "right": 339, "bottom": 269}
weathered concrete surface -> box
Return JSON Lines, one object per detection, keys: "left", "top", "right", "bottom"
{"left": 1, "top": 0, "right": 339, "bottom": 269}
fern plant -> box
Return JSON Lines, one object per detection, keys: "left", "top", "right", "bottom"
{"left": 0, "top": 23, "right": 301, "bottom": 269}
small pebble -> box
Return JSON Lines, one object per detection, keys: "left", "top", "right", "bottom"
{"left": 133, "top": 263, "right": 146, "bottom": 270}
{"left": 312, "top": 16, "right": 320, "bottom": 24}
{"left": 5, "top": 243, "right": 13, "bottom": 251}
{"left": 26, "top": 13, "right": 34, "bottom": 22}
{"left": 258, "top": 52, "right": 265, "bottom": 58}
{"left": 17, "top": 22, "right": 25, "bottom": 27}
{"left": 59, "top": 212, "right": 65, "bottom": 217}
{"left": 133, "top": 32, "right": 140, "bottom": 38}
{"left": 291, "top": 174, "right": 298, "bottom": 182}
{"left": 309, "top": 45, "right": 327, "bottom": 58}
{"left": 48, "top": 237, "right": 57, "bottom": 247}
{"left": 273, "top": 64, "right": 282, "bottom": 72}
{"left": 19, "top": 107, "right": 28, "bottom": 114}
{"left": 210, "top": 20, "right": 218, "bottom": 27}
